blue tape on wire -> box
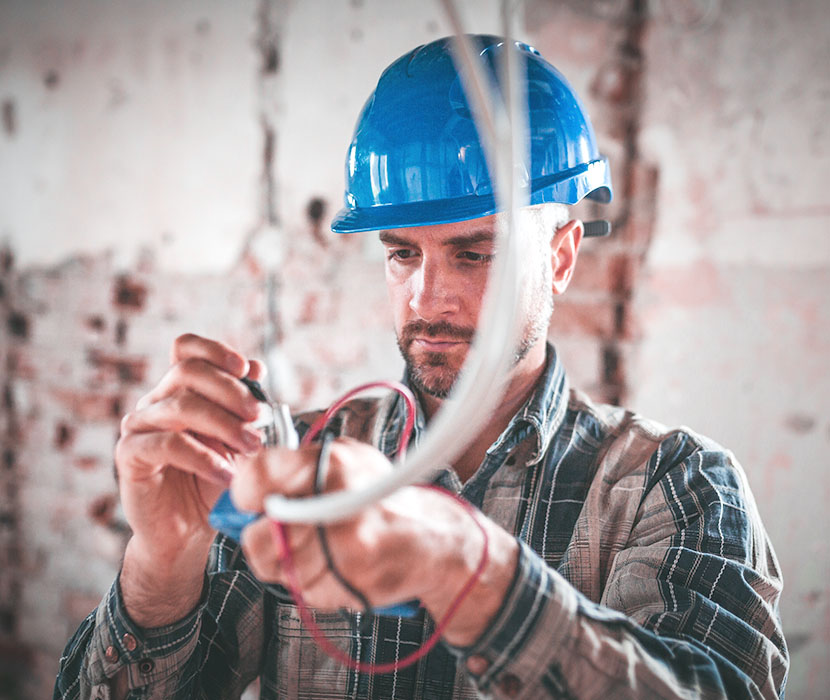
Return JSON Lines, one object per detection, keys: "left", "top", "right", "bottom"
{"left": 209, "top": 491, "right": 419, "bottom": 618}
{"left": 209, "top": 490, "right": 261, "bottom": 543}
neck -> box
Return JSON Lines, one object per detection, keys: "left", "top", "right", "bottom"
{"left": 419, "top": 341, "right": 548, "bottom": 482}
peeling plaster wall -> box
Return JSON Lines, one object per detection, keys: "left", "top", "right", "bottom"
{"left": 0, "top": 0, "right": 828, "bottom": 697}
{"left": 0, "top": 0, "right": 261, "bottom": 272}
{"left": 630, "top": 0, "right": 830, "bottom": 695}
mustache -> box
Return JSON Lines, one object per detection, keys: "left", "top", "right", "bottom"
{"left": 399, "top": 320, "right": 475, "bottom": 344}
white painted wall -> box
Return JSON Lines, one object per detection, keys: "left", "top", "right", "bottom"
{"left": 0, "top": 0, "right": 261, "bottom": 271}
{"left": 632, "top": 0, "right": 830, "bottom": 693}
{"left": 1, "top": 0, "right": 827, "bottom": 696}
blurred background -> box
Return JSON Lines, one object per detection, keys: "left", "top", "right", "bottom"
{"left": 0, "top": 0, "right": 828, "bottom": 697}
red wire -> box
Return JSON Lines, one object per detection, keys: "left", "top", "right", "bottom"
{"left": 300, "top": 380, "right": 417, "bottom": 458}
{"left": 270, "top": 486, "right": 488, "bottom": 674}
{"left": 270, "top": 380, "right": 489, "bottom": 674}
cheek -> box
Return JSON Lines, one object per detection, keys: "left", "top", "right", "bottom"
{"left": 519, "top": 263, "right": 552, "bottom": 317}
{"left": 464, "top": 277, "right": 487, "bottom": 322}
{"left": 385, "top": 270, "right": 412, "bottom": 326}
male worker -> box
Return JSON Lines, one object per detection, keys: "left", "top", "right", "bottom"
{"left": 55, "top": 36, "right": 787, "bottom": 699}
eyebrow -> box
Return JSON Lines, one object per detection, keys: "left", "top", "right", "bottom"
{"left": 378, "top": 230, "right": 496, "bottom": 247}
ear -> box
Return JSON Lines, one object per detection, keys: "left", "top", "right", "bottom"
{"left": 550, "top": 219, "right": 583, "bottom": 295}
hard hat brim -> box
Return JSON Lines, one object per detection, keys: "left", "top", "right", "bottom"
{"left": 331, "top": 158, "right": 612, "bottom": 234}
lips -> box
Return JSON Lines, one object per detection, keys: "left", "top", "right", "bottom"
{"left": 400, "top": 321, "right": 475, "bottom": 352}
{"left": 412, "top": 337, "right": 468, "bottom": 351}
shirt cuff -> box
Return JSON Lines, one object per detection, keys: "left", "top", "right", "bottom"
{"left": 445, "top": 539, "right": 579, "bottom": 696}
{"left": 86, "top": 572, "right": 208, "bottom": 688}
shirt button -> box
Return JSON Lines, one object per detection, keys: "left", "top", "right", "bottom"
{"left": 122, "top": 633, "right": 137, "bottom": 652}
{"left": 466, "top": 654, "right": 490, "bottom": 675}
{"left": 138, "top": 658, "right": 155, "bottom": 674}
{"left": 104, "top": 645, "right": 119, "bottom": 663}
{"left": 497, "top": 672, "right": 523, "bottom": 697}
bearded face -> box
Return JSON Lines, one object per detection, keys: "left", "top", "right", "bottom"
{"left": 382, "top": 206, "right": 568, "bottom": 402}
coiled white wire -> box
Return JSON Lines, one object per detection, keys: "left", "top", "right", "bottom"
{"left": 265, "top": 0, "right": 530, "bottom": 524}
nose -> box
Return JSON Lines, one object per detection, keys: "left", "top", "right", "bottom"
{"left": 408, "top": 258, "right": 460, "bottom": 321}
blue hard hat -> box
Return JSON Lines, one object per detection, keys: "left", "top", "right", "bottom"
{"left": 331, "top": 35, "right": 612, "bottom": 234}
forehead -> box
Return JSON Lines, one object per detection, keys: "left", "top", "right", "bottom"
{"left": 378, "top": 214, "right": 499, "bottom": 247}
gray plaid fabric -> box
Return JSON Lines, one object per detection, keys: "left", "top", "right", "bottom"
{"left": 54, "top": 346, "right": 788, "bottom": 699}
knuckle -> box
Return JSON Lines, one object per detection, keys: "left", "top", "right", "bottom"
{"left": 119, "top": 412, "right": 135, "bottom": 435}
{"left": 178, "top": 355, "right": 204, "bottom": 376}
{"left": 174, "top": 332, "right": 198, "bottom": 350}
{"left": 160, "top": 431, "right": 184, "bottom": 454}
{"left": 170, "top": 387, "right": 196, "bottom": 413}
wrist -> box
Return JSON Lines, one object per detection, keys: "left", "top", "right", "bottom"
{"left": 120, "top": 535, "right": 211, "bottom": 628}
{"left": 421, "top": 507, "right": 519, "bottom": 647}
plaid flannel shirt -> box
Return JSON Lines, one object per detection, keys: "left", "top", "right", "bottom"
{"left": 54, "top": 346, "right": 788, "bottom": 699}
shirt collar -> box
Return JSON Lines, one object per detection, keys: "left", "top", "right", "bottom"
{"left": 382, "top": 343, "right": 569, "bottom": 466}
{"left": 486, "top": 343, "right": 569, "bottom": 464}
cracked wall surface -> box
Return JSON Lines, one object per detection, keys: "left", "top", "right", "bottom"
{"left": 1, "top": 0, "right": 828, "bottom": 697}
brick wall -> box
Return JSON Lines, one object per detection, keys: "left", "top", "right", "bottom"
{"left": 1, "top": 0, "right": 828, "bottom": 697}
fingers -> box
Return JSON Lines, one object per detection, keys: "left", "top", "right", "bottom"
{"left": 241, "top": 518, "right": 355, "bottom": 608}
{"left": 136, "top": 357, "right": 260, "bottom": 420}
{"left": 246, "top": 359, "right": 266, "bottom": 383}
{"left": 170, "top": 333, "right": 249, "bottom": 378}
{"left": 241, "top": 518, "right": 322, "bottom": 583}
{"left": 124, "top": 388, "right": 263, "bottom": 456}
{"left": 231, "top": 447, "right": 317, "bottom": 513}
{"left": 233, "top": 437, "right": 393, "bottom": 512}
{"left": 115, "top": 429, "right": 236, "bottom": 488}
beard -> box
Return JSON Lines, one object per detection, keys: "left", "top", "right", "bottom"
{"left": 397, "top": 320, "right": 474, "bottom": 399}
{"left": 397, "top": 297, "right": 552, "bottom": 400}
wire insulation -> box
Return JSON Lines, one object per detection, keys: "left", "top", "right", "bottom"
{"left": 264, "top": 0, "right": 528, "bottom": 525}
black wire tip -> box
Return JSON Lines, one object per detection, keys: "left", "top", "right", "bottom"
{"left": 240, "top": 376, "right": 269, "bottom": 402}
{"left": 583, "top": 219, "right": 612, "bottom": 238}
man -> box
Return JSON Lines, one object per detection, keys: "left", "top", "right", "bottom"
{"left": 55, "top": 36, "right": 787, "bottom": 699}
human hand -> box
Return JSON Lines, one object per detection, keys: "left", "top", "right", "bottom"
{"left": 232, "top": 437, "right": 519, "bottom": 645}
{"left": 115, "top": 333, "right": 264, "bottom": 574}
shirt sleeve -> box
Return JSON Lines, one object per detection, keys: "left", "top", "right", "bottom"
{"left": 53, "top": 538, "right": 267, "bottom": 700}
{"left": 447, "top": 448, "right": 789, "bottom": 699}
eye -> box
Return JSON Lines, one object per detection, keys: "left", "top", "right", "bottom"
{"left": 457, "top": 251, "right": 493, "bottom": 264}
{"left": 386, "top": 248, "right": 418, "bottom": 262}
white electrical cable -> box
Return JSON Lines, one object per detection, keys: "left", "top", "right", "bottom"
{"left": 265, "top": 0, "right": 529, "bottom": 524}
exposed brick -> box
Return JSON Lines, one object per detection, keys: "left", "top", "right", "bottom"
{"left": 0, "top": 639, "right": 31, "bottom": 663}
{"left": 1, "top": 99, "right": 16, "bottom": 137}
{"left": 0, "top": 248, "right": 12, "bottom": 274}
{"left": 551, "top": 299, "right": 618, "bottom": 339}
{"left": 61, "top": 591, "right": 102, "bottom": 625}
{"left": 298, "top": 292, "right": 320, "bottom": 324}
{"left": 628, "top": 159, "right": 659, "bottom": 204}
{"left": 53, "top": 422, "right": 75, "bottom": 450}
{"left": 86, "top": 315, "right": 106, "bottom": 332}
{"left": 7, "top": 311, "right": 29, "bottom": 339}
{"left": 73, "top": 455, "right": 100, "bottom": 471}
{"left": 87, "top": 493, "right": 117, "bottom": 527}
{"left": 572, "top": 252, "right": 636, "bottom": 295}
{"left": 115, "top": 318, "right": 128, "bottom": 345}
{"left": 50, "top": 389, "right": 123, "bottom": 422}
{"left": 87, "top": 350, "right": 148, "bottom": 385}
{"left": 112, "top": 275, "right": 148, "bottom": 310}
